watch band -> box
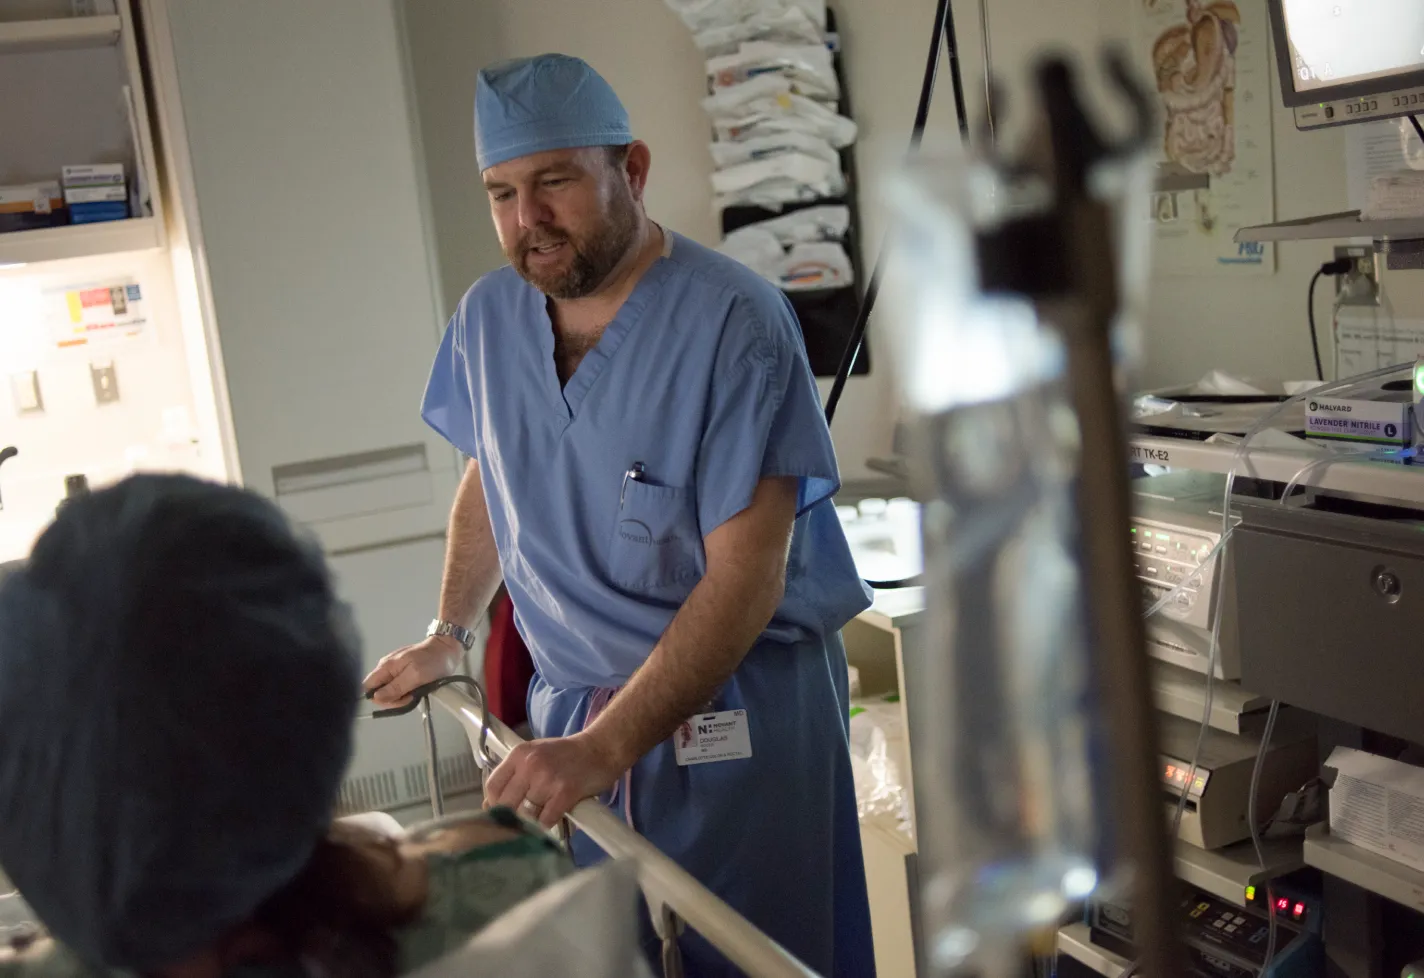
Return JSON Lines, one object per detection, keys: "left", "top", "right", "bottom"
{"left": 427, "top": 618, "right": 476, "bottom": 652}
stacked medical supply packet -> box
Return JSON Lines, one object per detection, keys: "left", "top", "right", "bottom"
{"left": 62, "top": 163, "right": 129, "bottom": 224}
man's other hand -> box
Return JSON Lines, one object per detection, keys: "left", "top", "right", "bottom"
{"left": 483, "top": 733, "right": 627, "bottom": 829}
{"left": 363, "top": 635, "right": 464, "bottom": 707}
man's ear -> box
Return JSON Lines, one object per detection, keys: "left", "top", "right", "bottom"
{"left": 624, "top": 141, "right": 652, "bottom": 202}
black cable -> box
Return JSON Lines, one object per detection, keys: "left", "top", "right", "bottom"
{"left": 1410, "top": 113, "right": 1424, "bottom": 146}
{"left": 823, "top": 0, "right": 969, "bottom": 426}
{"left": 1307, "top": 270, "right": 1326, "bottom": 382}
{"left": 1308, "top": 258, "right": 1352, "bottom": 382}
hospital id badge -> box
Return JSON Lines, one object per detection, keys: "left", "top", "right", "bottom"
{"left": 673, "top": 710, "right": 752, "bottom": 766}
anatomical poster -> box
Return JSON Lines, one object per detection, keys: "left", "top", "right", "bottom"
{"left": 1139, "top": 0, "right": 1277, "bottom": 275}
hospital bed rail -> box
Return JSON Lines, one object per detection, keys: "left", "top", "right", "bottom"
{"left": 431, "top": 684, "right": 824, "bottom": 978}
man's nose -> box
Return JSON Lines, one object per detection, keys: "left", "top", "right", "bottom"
{"left": 517, "top": 191, "right": 552, "bottom": 230}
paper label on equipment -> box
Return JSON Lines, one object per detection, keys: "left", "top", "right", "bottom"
{"left": 674, "top": 710, "right": 752, "bottom": 766}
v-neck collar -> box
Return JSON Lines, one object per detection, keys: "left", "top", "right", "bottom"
{"left": 536, "top": 229, "right": 678, "bottom": 421}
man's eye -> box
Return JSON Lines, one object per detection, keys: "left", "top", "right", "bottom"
{"left": 491, "top": 190, "right": 514, "bottom": 203}
{"left": 543, "top": 178, "right": 571, "bottom": 189}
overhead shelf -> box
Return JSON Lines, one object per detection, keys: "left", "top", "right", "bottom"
{"left": 0, "top": 15, "right": 122, "bottom": 54}
{"left": 1234, "top": 210, "right": 1424, "bottom": 245}
{"left": 1304, "top": 823, "right": 1424, "bottom": 914}
{"left": 1175, "top": 836, "right": 1305, "bottom": 907}
{"left": 0, "top": 217, "right": 163, "bottom": 267}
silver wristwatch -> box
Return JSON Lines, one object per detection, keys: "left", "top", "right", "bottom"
{"left": 427, "top": 618, "right": 476, "bottom": 652}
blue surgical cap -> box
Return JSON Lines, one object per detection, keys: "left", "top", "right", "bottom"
{"left": 475, "top": 53, "right": 632, "bottom": 172}
{"left": 0, "top": 475, "right": 361, "bottom": 970}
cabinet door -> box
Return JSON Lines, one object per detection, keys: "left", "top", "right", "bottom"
{"left": 162, "top": 0, "right": 457, "bottom": 551}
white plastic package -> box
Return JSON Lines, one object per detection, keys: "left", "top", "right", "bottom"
{"left": 848, "top": 700, "right": 913, "bottom": 839}
{"left": 701, "top": 74, "right": 792, "bottom": 116}
{"left": 718, "top": 229, "right": 853, "bottom": 290}
{"left": 727, "top": 203, "right": 850, "bottom": 244}
{"left": 719, "top": 226, "right": 785, "bottom": 270}
{"left": 710, "top": 130, "right": 840, "bottom": 169}
{"left": 711, "top": 93, "right": 857, "bottom": 148}
{"left": 707, "top": 41, "right": 838, "bottom": 101}
{"left": 663, "top": 0, "right": 776, "bottom": 34}
{"left": 666, "top": 0, "right": 824, "bottom": 34}
{"left": 711, "top": 151, "right": 841, "bottom": 196}
{"left": 779, "top": 242, "right": 853, "bottom": 290}
{"left": 693, "top": 6, "right": 823, "bottom": 57}
{"left": 715, "top": 174, "right": 844, "bottom": 210}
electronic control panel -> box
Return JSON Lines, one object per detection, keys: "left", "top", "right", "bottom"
{"left": 1132, "top": 517, "right": 1218, "bottom": 628}
{"left": 1292, "top": 89, "right": 1424, "bottom": 131}
{"left": 1132, "top": 485, "right": 1241, "bottom": 680}
{"left": 1091, "top": 883, "right": 1321, "bottom": 978}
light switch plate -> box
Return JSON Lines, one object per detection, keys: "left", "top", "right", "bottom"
{"left": 90, "top": 361, "right": 120, "bottom": 405}
{"left": 9, "top": 372, "right": 42, "bottom": 415}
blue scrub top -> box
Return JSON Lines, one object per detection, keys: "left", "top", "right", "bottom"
{"left": 422, "top": 230, "right": 871, "bottom": 691}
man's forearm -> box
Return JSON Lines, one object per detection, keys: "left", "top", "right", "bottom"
{"left": 437, "top": 461, "right": 503, "bottom": 629}
{"left": 583, "top": 566, "right": 784, "bottom": 769}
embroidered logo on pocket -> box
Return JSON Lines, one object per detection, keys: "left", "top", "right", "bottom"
{"left": 617, "top": 519, "right": 684, "bottom": 546}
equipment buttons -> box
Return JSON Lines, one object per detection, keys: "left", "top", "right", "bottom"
{"left": 1213, "top": 920, "right": 1226, "bottom": 928}
{"left": 1226, "top": 924, "right": 1238, "bottom": 933}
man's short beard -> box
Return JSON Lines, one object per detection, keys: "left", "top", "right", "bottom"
{"left": 511, "top": 187, "right": 640, "bottom": 300}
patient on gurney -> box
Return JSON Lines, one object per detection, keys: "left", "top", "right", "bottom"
{"left": 0, "top": 475, "right": 572, "bottom": 978}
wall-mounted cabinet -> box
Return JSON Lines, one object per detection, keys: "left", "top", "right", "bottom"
{"left": 0, "top": 0, "right": 164, "bottom": 265}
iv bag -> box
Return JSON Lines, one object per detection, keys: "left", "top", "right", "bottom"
{"left": 879, "top": 141, "right": 1152, "bottom": 975}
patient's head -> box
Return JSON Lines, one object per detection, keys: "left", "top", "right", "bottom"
{"left": 0, "top": 474, "right": 362, "bottom": 971}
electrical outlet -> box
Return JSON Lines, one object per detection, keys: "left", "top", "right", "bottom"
{"left": 1334, "top": 244, "right": 1381, "bottom": 307}
{"left": 90, "top": 361, "right": 120, "bottom": 405}
{"left": 9, "top": 372, "right": 42, "bottom": 415}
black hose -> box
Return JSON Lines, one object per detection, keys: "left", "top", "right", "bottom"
{"left": 823, "top": 0, "right": 969, "bottom": 425}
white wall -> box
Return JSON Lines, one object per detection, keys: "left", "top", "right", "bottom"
{"left": 947, "top": 0, "right": 1424, "bottom": 387}
{"left": 402, "top": 0, "right": 1424, "bottom": 481}
{"left": 0, "top": 250, "right": 214, "bottom": 560}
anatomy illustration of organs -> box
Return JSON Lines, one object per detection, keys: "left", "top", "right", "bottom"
{"left": 1152, "top": 0, "right": 1241, "bottom": 175}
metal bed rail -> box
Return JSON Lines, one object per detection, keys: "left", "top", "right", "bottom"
{"left": 430, "top": 685, "right": 823, "bottom": 978}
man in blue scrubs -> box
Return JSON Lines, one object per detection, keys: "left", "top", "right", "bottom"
{"left": 364, "top": 53, "right": 874, "bottom": 977}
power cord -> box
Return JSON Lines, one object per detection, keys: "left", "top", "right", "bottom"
{"left": 1248, "top": 700, "right": 1282, "bottom": 978}
{"left": 1308, "top": 258, "right": 1351, "bottom": 381}
{"left": 1410, "top": 113, "right": 1424, "bottom": 146}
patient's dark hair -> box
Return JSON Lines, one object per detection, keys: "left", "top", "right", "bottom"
{"left": 256, "top": 823, "right": 425, "bottom": 978}
{"left": 0, "top": 474, "right": 419, "bottom": 977}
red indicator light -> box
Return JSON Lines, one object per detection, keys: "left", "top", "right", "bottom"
{"left": 1294, "top": 903, "right": 1306, "bottom": 918}
{"left": 1276, "top": 898, "right": 1289, "bottom": 911}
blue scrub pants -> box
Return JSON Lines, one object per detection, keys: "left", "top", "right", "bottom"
{"left": 528, "top": 633, "right": 876, "bottom": 978}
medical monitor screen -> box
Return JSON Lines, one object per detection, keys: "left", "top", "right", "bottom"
{"left": 1273, "top": 0, "right": 1424, "bottom": 104}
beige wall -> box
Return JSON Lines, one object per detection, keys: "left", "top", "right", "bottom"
{"left": 401, "top": 0, "right": 1424, "bottom": 480}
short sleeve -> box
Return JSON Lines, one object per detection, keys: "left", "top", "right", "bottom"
{"left": 421, "top": 315, "right": 480, "bottom": 460}
{"left": 695, "top": 295, "right": 842, "bottom": 537}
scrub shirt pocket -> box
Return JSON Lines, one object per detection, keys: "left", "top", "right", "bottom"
{"left": 610, "top": 479, "right": 703, "bottom": 590}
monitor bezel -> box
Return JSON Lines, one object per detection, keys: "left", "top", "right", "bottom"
{"left": 1268, "top": 0, "right": 1424, "bottom": 108}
